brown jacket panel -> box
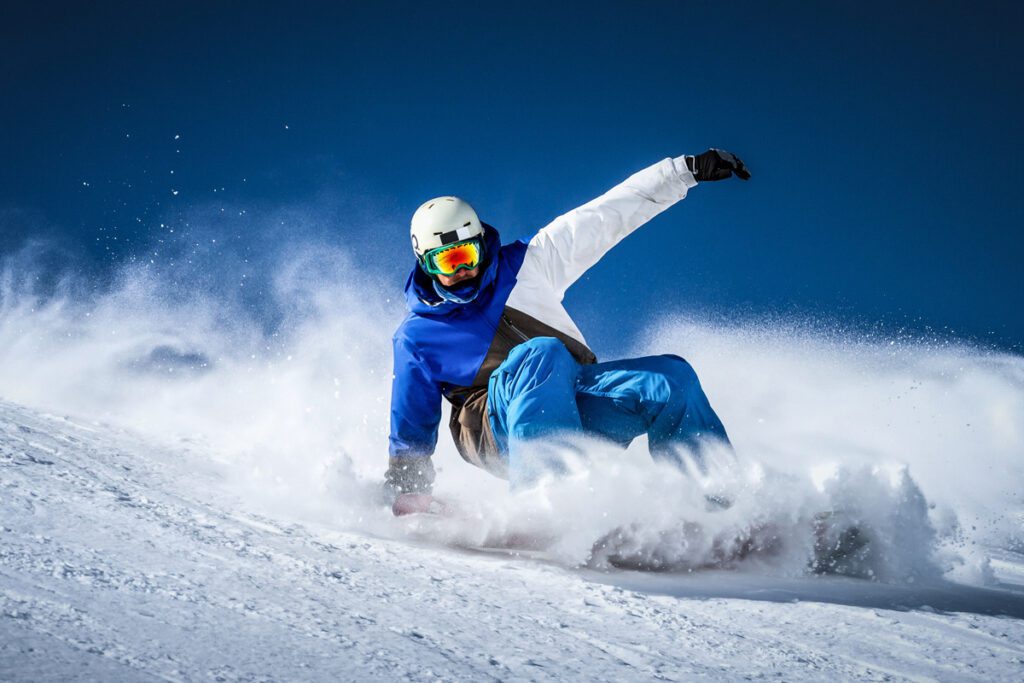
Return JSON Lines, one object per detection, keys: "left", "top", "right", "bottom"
{"left": 446, "top": 306, "right": 596, "bottom": 477}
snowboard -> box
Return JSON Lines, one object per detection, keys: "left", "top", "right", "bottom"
{"left": 393, "top": 494, "right": 871, "bottom": 576}
{"left": 810, "top": 510, "right": 872, "bottom": 577}
{"left": 392, "top": 493, "right": 551, "bottom": 553}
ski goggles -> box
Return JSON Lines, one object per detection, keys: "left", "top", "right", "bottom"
{"left": 421, "top": 238, "right": 483, "bottom": 276}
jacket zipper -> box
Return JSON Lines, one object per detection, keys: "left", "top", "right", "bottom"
{"left": 501, "top": 314, "right": 530, "bottom": 343}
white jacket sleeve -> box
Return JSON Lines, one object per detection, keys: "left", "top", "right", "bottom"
{"left": 521, "top": 156, "right": 698, "bottom": 298}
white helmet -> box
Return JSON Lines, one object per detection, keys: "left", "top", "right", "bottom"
{"left": 410, "top": 196, "right": 483, "bottom": 258}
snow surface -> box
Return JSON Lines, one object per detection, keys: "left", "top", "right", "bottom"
{"left": 3, "top": 401, "right": 1024, "bottom": 681}
{"left": 2, "top": 241, "right": 1024, "bottom": 680}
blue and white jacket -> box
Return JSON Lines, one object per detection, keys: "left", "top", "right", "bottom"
{"left": 389, "top": 156, "right": 698, "bottom": 476}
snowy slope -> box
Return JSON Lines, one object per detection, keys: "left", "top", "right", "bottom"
{"left": 4, "top": 400, "right": 1024, "bottom": 682}
{"left": 2, "top": 242, "right": 1024, "bottom": 680}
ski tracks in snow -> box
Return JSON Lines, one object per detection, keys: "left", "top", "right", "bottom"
{"left": 2, "top": 400, "right": 1024, "bottom": 681}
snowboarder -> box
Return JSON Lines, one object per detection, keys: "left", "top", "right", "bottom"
{"left": 384, "top": 150, "right": 750, "bottom": 503}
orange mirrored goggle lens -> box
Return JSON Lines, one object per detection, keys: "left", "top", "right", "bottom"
{"left": 425, "top": 240, "right": 482, "bottom": 276}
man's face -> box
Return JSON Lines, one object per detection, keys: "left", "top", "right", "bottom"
{"left": 436, "top": 267, "right": 480, "bottom": 287}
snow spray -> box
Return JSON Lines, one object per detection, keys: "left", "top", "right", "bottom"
{"left": 1, "top": 225, "right": 1021, "bottom": 585}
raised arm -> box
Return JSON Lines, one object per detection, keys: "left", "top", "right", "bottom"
{"left": 520, "top": 150, "right": 749, "bottom": 298}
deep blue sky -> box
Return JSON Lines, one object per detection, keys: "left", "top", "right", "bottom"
{"left": 2, "top": 1, "right": 1022, "bottom": 352}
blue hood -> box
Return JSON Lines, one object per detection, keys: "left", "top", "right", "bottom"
{"left": 390, "top": 223, "right": 530, "bottom": 459}
{"left": 404, "top": 224, "right": 503, "bottom": 315}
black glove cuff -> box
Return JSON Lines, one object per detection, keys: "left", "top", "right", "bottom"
{"left": 688, "top": 148, "right": 750, "bottom": 182}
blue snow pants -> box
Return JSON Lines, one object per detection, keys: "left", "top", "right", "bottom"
{"left": 487, "top": 337, "right": 730, "bottom": 487}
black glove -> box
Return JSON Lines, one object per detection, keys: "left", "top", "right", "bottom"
{"left": 382, "top": 456, "right": 435, "bottom": 502}
{"left": 685, "top": 148, "right": 751, "bottom": 181}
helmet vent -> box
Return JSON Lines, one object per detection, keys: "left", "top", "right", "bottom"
{"left": 427, "top": 203, "right": 435, "bottom": 209}
{"left": 463, "top": 221, "right": 471, "bottom": 227}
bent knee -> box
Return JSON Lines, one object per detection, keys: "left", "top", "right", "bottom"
{"left": 519, "top": 336, "right": 573, "bottom": 360}
{"left": 652, "top": 355, "right": 700, "bottom": 391}
{"left": 501, "top": 336, "right": 577, "bottom": 375}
